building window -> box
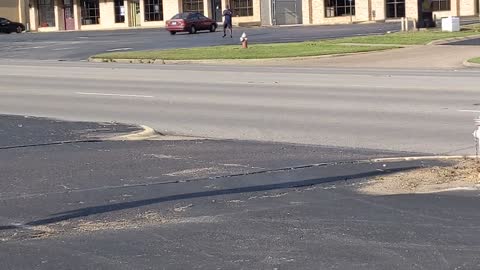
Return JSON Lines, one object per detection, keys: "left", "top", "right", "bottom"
{"left": 386, "top": 0, "right": 405, "bottom": 18}
{"left": 81, "top": 0, "right": 100, "bottom": 25}
{"left": 38, "top": 0, "right": 55, "bottom": 27}
{"left": 432, "top": 0, "right": 450, "bottom": 11}
{"left": 114, "top": 0, "right": 125, "bottom": 23}
{"left": 183, "top": 0, "right": 204, "bottom": 14}
{"left": 145, "top": 0, "right": 164, "bottom": 21}
{"left": 231, "top": 0, "right": 253, "bottom": 17}
{"left": 325, "top": 0, "right": 355, "bottom": 17}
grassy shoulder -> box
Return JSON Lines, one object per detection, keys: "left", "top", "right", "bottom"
{"left": 329, "top": 27, "right": 480, "bottom": 45}
{"left": 468, "top": 57, "right": 480, "bottom": 64}
{"left": 93, "top": 43, "right": 396, "bottom": 60}
{"left": 92, "top": 27, "right": 480, "bottom": 61}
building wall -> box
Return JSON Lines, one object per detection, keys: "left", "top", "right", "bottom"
{"left": 261, "top": 0, "right": 272, "bottom": 25}
{"left": 460, "top": 0, "right": 476, "bottom": 16}
{"left": 310, "top": 0, "right": 371, "bottom": 25}
{"left": 19, "top": 0, "right": 480, "bottom": 31}
{"left": 0, "top": 0, "right": 20, "bottom": 21}
{"left": 371, "top": 0, "right": 386, "bottom": 21}
{"left": 232, "top": 0, "right": 261, "bottom": 25}
{"left": 80, "top": 0, "right": 129, "bottom": 30}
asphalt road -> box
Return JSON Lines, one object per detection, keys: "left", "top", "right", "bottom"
{"left": 446, "top": 37, "right": 480, "bottom": 46}
{"left": 1, "top": 61, "right": 479, "bottom": 155}
{"left": 2, "top": 115, "right": 479, "bottom": 270}
{"left": 0, "top": 23, "right": 402, "bottom": 60}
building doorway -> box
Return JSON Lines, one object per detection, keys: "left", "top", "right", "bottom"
{"left": 272, "top": 0, "right": 302, "bottom": 25}
{"left": 386, "top": 0, "right": 405, "bottom": 18}
{"left": 210, "top": 0, "right": 222, "bottom": 22}
{"left": 129, "top": 0, "right": 141, "bottom": 26}
{"left": 63, "top": 0, "right": 75, "bottom": 30}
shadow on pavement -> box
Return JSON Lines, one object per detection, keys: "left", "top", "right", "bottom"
{"left": 0, "top": 166, "right": 418, "bottom": 230}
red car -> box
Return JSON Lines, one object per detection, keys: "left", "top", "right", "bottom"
{"left": 166, "top": 12, "right": 218, "bottom": 35}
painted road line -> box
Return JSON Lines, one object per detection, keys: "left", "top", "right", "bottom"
{"left": 52, "top": 47, "right": 79, "bottom": 51}
{"left": 75, "top": 92, "right": 154, "bottom": 98}
{"left": 458, "top": 109, "right": 480, "bottom": 113}
{"left": 106, "top": 48, "right": 133, "bottom": 52}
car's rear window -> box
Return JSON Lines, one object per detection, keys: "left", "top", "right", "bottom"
{"left": 171, "top": 13, "right": 189, "bottom": 19}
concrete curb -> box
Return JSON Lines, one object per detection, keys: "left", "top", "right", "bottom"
{"left": 368, "top": 155, "right": 477, "bottom": 163}
{"left": 108, "top": 125, "right": 204, "bottom": 141}
{"left": 463, "top": 59, "right": 480, "bottom": 68}
{"left": 109, "top": 125, "right": 162, "bottom": 141}
{"left": 88, "top": 47, "right": 401, "bottom": 65}
{"left": 427, "top": 33, "right": 480, "bottom": 45}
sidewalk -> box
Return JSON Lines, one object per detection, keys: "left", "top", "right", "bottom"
{"left": 272, "top": 44, "right": 480, "bottom": 69}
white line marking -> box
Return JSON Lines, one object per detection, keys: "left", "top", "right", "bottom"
{"left": 106, "top": 48, "right": 133, "bottom": 52}
{"left": 52, "top": 47, "right": 79, "bottom": 51}
{"left": 458, "top": 109, "right": 480, "bottom": 113}
{"left": 75, "top": 92, "right": 154, "bottom": 98}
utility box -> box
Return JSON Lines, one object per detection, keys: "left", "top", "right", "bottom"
{"left": 442, "top": 16, "right": 460, "bottom": 32}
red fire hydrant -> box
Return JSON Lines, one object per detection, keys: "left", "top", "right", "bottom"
{"left": 240, "top": 32, "right": 248, "bottom": 49}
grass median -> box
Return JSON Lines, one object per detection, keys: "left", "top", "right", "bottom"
{"left": 468, "top": 57, "right": 480, "bottom": 64}
{"left": 328, "top": 26, "right": 480, "bottom": 45}
{"left": 91, "top": 26, "right": 480, "bottom": 61}
{"left": 93, "top": 43, "right": 397, "bottom": 61}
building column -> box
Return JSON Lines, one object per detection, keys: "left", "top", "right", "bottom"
{"left": 124, "top": 0, "right": 131, "bottom": 26}
{"left": 451, "top": 0, "right": 460, "bottom": 16}
{"left": 204, "top": 0, "right": 210, "bottom": 16}
{"left": 29, "top": 0, "right": 39, "bottom": 31}
{"left": 54, "top": 0, "right": 63, "bottom": 30}
{"left": 405, "top": 0, "right": 418, "bottom": 19}
{"left": 57, "top": 0, "right": 62, "bottom": 30}
{"left": 139, "top": 0, "right": 145, "bottom": 25}
{"left": 18, "top": 0, "right": 28, "bottom": 24}
{"left": 164, "top": 0, "right": 181, "bottom": 21}
{"left": 73, "top": 0, "right": 81, "bottom": 30}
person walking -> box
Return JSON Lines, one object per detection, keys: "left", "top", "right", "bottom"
{"left": 222, "top": 5, "right": 233, "bottom": 38}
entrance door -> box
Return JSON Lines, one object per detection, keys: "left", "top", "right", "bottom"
{"left": 210, "top": 0, "right": 222, "bottom": 22}
{"left": 386, "top": 0, "right": 405, "bottom": 18}
{"left": 63, "top": 0, "right": 75, "bottom": 30}
{"left": 130, "top": 0, "right": 141, "bottom": 26}
{"left": 273, "top": 0, "right": 302, "bottom": 25}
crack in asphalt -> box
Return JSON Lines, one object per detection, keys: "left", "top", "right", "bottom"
{"left": 0, "top": 139, "right": 104, "bottom": 150}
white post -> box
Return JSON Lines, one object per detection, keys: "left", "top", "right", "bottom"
{"left": 401, "top": 17, "right": 405, "bottom": 31}
{"left": 405, "top": 17, "right": 409, "bottom": 31}
{"left": 474, "top": 116, "right": 480, "bottom": 159}
{"left": 349, "top": 0, "right": 353, "bottom": 24}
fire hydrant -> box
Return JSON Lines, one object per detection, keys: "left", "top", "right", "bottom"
{"left": 240, "top": 32, "right": 248, "bottom": 49}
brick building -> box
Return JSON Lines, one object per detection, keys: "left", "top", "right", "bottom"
{"left": 0, "top": 0, "right": 478, "bottom": 31}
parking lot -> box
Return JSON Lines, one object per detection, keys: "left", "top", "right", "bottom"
{"left": 0, "top": 23, "right": 401, "bottom": 60}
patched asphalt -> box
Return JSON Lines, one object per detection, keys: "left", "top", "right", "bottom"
{"left": 1, "top": 115, "right": 479, "bottom": 270}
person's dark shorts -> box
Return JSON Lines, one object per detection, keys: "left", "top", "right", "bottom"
{"left": 223, "top": 21, "right": 232, "bottom": 29}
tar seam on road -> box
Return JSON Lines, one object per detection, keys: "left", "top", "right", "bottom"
{"left": 0, "top": 158, "right": 422, "bottom": 201}
{"left": 0, "top": 139, "right": 103, "bottom": 150}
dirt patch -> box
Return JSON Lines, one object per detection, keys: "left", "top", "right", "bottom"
{"left": 359, "top": 159, "right": 480, "bottom": 195}
{"left": 1, "top": 209, "right": 220, "bottom": 242}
